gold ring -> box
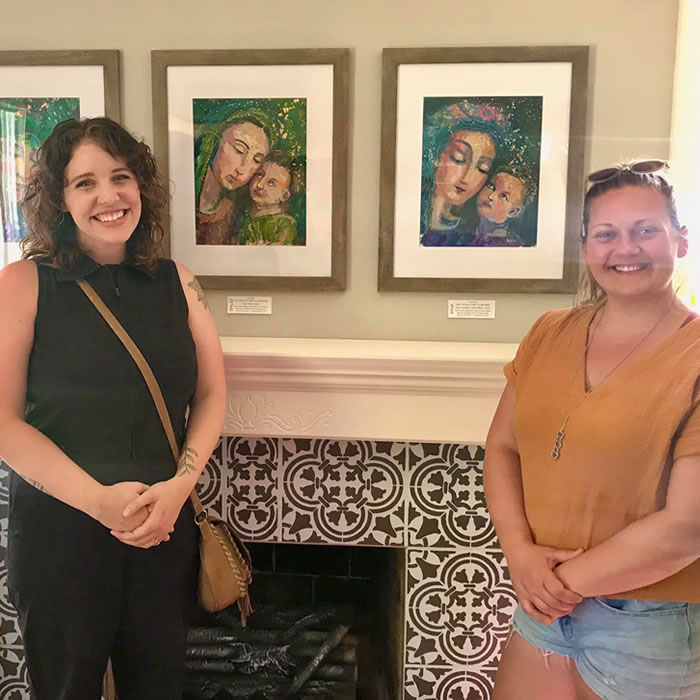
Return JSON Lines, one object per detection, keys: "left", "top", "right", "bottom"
{"left": 153, "top": 538, "right": 161, "bottom": 546}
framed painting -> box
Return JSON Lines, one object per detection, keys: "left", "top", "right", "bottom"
{"left": 0, "top": 50, "right": 121, "bottom": 269}
{"left": 152, "top": 49, "right": 350, "bottom": 291}
{"left": 378, "top": 46, "right": 589, "bottom": 293}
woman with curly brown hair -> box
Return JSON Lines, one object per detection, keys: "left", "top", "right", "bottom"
{"left": 0, "top": 117, "right": 226, "bottom": 698}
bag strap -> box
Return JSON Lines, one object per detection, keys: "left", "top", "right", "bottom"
{"left": 76, "top": 279, "right": 207, "bottom": 522}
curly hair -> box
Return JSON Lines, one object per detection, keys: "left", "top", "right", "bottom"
{"left": 577, "top": 163, "right": 682, "bottom": 305}
{"left": 21, "top": 117, "right": 167, "bottom": 271}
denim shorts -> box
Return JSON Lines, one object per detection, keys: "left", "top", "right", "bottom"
{"left": 513, "top": 598, "right": 700, "bottom": 699}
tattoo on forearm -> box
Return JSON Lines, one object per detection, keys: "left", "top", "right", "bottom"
{"left": 177, "top": 445, "right": 199, "bottom": 477}
{"left": 26, "top": 478, "right": 47, "bottom": 493}
{"left": 187, "top": 278, "right": 209, "bottom": 310}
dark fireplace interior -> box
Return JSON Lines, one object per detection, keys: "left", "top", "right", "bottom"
{"left": 184, "top": 543, "right": 405, "bottom": 700}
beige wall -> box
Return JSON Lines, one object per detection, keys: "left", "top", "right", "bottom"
{"left": 2, "top": 0, "right": 679, "bottom": 341}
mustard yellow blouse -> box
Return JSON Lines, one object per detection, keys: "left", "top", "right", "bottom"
{"left": 505, "top": 305, "right": 700, "bottom": 601}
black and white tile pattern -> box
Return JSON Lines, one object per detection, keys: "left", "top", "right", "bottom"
{"left": 407, "top": 443, "right": 492, "bottom": 549}
{"left": 0, "top": 462, "right": 29, "bottom": 700}
{"left": 404, "top": 548, "right": 515, "bottom": 666}
{"left": 195, "top": 437, "right": 227, "bottom": 519}
{"left": 280, "top": 439, "right": 406, "bottom": 546}
{"left": 0, "top": 440, "right": 513, "bottom": 699}
{"left": 404, "top": 665, "right": 496, "bottom": 700}
{"left": 225, "top": 437, "right": 279, "bottom": 542}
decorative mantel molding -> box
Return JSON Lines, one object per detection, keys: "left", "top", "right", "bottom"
{"left": 221, "top": 337, "right": 516, "bottom": 444}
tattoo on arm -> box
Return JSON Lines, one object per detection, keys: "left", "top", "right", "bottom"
{"left": 26, "top": 478, "right": 47, "bottom": 493}
{"left": 176, "top": 445, "right": 199, "bottom": 478}
{"left": 187, "top": 278, "right": 209, "bottom": 310}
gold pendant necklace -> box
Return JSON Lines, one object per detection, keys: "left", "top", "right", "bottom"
{"left": 551, "top": 303, "right": 671, "bottom": 460}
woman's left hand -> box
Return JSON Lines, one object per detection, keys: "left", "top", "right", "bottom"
{"left": 110, "top": 478, "right": 192, "bottom": 548}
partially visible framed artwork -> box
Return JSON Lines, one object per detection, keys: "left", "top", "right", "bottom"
{"left": 378, "top": 46, "right": 588, "bottom": 293}
{"left": 0, "top": 50, "right": 121, "bottom": 268}
{"left": 152, "top": 49, "right": 350, "bottom": 291}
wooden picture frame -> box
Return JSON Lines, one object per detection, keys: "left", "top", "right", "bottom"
{"left": 378, "top": 46, "right": 589, "bottom": 293}
{"left": 152, "top": 49, "right": 350, "bottom": 291}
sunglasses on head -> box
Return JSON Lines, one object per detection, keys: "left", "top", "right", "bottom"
{"left": 587, "top": 159, "right": 668, "bottom": 185}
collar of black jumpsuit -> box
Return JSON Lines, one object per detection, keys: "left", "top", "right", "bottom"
{"left": 54, "top": 252, "right": 159, "bottom": 282}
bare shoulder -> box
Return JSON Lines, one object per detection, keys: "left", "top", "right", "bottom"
{"left": 0, "top": 260, "right": 38, "bottom": 313}
{"left": 0, "top": 260, "right": 38, "bottom": 362}
{"left": 0, "top": 259, "right": 38, "bottom": 290}
{"left": 174, "top": 261, "right": 209, "bottom": 311}
{"left": 174, "top": 261, "right": 194, "bottom": 283}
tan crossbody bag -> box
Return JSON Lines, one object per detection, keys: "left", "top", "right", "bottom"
{"left": 76, "top": 279, "right": 253, "bottom": 622}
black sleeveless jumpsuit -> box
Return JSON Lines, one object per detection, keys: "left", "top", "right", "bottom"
{"left": 7, "top": 255, "right": 199, "bottom": 699}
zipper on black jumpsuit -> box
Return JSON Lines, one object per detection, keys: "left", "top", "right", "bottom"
{"left": 106, "top": 265, "right": 120, "bottom": 300}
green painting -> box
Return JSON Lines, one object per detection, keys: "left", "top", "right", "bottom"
{"left": 420, "top": 96, "right": 543, "bottom": 248}
{"left": 193, "top": 97, "right": 307, "bottom": 247}
{"left": 1, "top": 97, "right": 80, "bottom": 242}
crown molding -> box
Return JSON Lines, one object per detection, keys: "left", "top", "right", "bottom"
{"left": 221, "top": 337, "right": 516, "bottom": 443}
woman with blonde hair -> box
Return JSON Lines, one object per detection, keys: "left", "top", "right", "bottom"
{"left": 485, "top": 161, "right": 700, "bottom": 699}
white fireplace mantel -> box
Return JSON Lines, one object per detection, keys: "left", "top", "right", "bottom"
{"left": 221, "top": 337, "right": 517, "bottom": 444}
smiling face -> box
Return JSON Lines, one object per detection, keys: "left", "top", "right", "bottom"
{"left": 249, "top": 161, "right": 291, "bottom": 207}
{"left": 212, "top": 121, "right": 270, "bottom": 191}
{"left": 433, "top": 130, "right": 496, "bottom": 206}
{"left": 582, "top": 185, "right": 688, "bottom": 301}
{"left": 477, "top": 172, "right": 525, "bottom": 224}
{"left": 62, "top": 140, "right": 142, "bottom": 262}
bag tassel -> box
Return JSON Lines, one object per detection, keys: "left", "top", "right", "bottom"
{"left": 237, "top": 593, "right": 253, "bottom": 627}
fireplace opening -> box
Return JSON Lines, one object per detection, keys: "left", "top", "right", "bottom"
{"left": 184, "top": 543, "right": 404, "bottom": 700}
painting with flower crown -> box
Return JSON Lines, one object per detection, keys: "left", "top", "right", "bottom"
{"left": 379, "top": 46, "right": 588, "bottom": 293}
{"left": 1, "top": 98, "right": 80, "bottom": 243}
{"left": 420, "top": 96, "right": 543, "bottom": 249}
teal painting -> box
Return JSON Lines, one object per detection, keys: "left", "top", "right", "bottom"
{"left": 1, "top": 97, "right": 80, "bottom": 242}
{"left": 420, "top": 96, "right": 543, "bottom": 248}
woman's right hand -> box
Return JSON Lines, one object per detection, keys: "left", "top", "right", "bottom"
{"left": 505, "top": 543, "right": 584, "bottom": 625}
{"left": 91, "top": 482, "right": 150, "bottom": 531}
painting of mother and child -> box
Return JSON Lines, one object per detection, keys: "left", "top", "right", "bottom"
{"left": 421, "top": 96, "right": 543, "bottom": 248}
{"left": 194, "top": 97, "right": 307, "bottom": 247}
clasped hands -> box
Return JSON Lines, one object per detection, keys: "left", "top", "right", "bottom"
{"left": 506, "top": 542, "right": 584, "bottom": 626}
{"left": 92, "top": 478, "right": 192, "bottom": 549}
